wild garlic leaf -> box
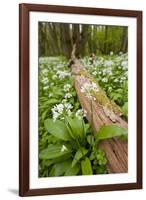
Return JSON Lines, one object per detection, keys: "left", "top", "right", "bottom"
{"left": 96, "top": 125, "right": 128, "bottom": 141}
{"left": 72, "top": 148, "right": 88, "bottom": 167}
{"left": 39, "top": 144, "right": 70, "bottom": 160}
{"left": 81, "top": 157, "right": 93, "bottom": 175}
{"left": 44, "top": 118, "right": 72, "bottom": 141}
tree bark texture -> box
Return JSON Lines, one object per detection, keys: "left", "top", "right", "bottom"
{"left": 71, "top": 58, "right": 128, "bottom": 174}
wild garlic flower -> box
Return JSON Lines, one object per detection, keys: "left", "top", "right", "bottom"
{"left": 114, "top": 78, "right": 119, "bottom": 83}
{"left": 52, "top": 74, "right": 58, "bottom": 80}
{"left": 92, "top": 71, "right": 97, "bottom": 76}
{"left": 43, "top": 85, "right": 49, "bottom": 90}
{"left": 64, "top": 93, "right": 72, "bottom": 99}
{"left": 61, "top": 145, "right": 67, "bottom": 152}
{"left": 121, "top": 61, "right": 128, "bottom": 70}
{"left": 41, "top": 68, "right": 48, "bottom": 76}
{"left": 51, "top": 102, "right": 73, "bottom": 121}
{"left": 41, "top": 77, "right": 49, "bottom": 85}
{"left": 104, "top": 60, "right": 113, "bottom": 67}
{"left": 56, "top": 70, "right": 71, "bottom": 79}
{"left": 75, "top": 109, "right": 87, "bottom": 119}
{"left": 81, "top": 82, "right": 99, "bottom": 100}
{"left": 102, "top": 77, "right": 108, "bottom": 83}
{"left": 63, "top": 84, "right": 71, "bottom": 92}
{"left": 48, "top": 93, "right": 53, "bottom": 98}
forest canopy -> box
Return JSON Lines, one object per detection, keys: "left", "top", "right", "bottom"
{"left": 39, "top": 22, "right": 128, "bottom": 58}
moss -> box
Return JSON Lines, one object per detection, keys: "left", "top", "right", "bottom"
{"left": 79, "top": 69, "right": 123, "bottom": 116}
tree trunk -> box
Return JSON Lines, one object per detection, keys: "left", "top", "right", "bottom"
{"left": 60, "top": 24, "right": 72, "bottom": 58}
{"left": 121, "top": 28, "right": 128, "bottom": 53}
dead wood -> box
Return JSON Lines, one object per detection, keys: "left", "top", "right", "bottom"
{"left": 71, "top": 59, "right": 128, "bottom": 174}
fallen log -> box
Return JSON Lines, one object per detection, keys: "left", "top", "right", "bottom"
{"left": 71, "top": 58, "right": 128, "bottom": 173}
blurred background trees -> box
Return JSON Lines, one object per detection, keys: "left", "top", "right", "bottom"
{"left": 39, "top": 22, "right": 128, "bottom": 58}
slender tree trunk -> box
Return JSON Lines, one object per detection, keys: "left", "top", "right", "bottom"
{"left": 121, "top": 28, "right": 128, "bottom": 53}
{"left": 104, "top": 26, "right": 108, "bottom": 54}
{"left": 79, "top": 25, "right": 90, "bottom": 56}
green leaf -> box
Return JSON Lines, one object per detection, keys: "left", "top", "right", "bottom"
{"left": 96, "top": 125, "right": 128, "bottom": 141}
{"left": 87, "top": 135, "right": 95, "bottom": 146}
{"left": 122, "top": 102, "right": 128, "bottom": 116}
{"left": 53, "top": 153, "right": 72, "bottom": 163}
{"left": 44, "top": 118, "right": 71, "bottom": 141}
{"left": 39, "top": 144, "right": 70, "bottom": 160}
{"left": 49, "top": 159, "right": 72, "bottom": 176}
{"left": 65, "top": 116, "right": 85, "bottom": 140}
{"left": 72, "top": 148, "right": 88, "bottom": 167}
{"left": 45, "top": 98, "right": 60, "bottom": 105}
{"left": 64, "top": 163, "right": 80, "bottom": 176}
{"left": 81, "top": 157, "right": 93, "bottom": 175}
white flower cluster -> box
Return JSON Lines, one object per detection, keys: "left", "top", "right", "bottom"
{"left": 102, "top": 68, "right": 112, "bottom": 76}
{"left": 121, "top": 60, "right": 128, "bottom": 70}
{"left": 41, "top": 68, "right": 49, "bottom": 76}
{"left": 51, "top": 101, "right": 73, "bottom": 121}
{"left": 75, "top": 109, "right": 87, "bottom": 119}
{"left": 52, "top": 74, "right": 58, "bottom": 80}
{"left": 102, "top": 77, "right": 108, "bottom": 83}
{"left": 56, "top": 70, "right": 71, "bottom": 79}
{"left": 92, "top": 71, "right": 97, "bottom": 76}
{"left": 64, "top": 93, "right": 72, "bottom": 99}
{"left": 63, "top": 84, "right": 71, "bottom": 92}
{"left": 81, "top": 82, "right": 99, "bottom": 100}
{"left": 114, "top": 76, "right": 127, "bottom": 83}
{"left": 41, "top": 77, "right": 49, "bottom": 85}
{"left": 104, "top": 60, "right": 113, "bottom": 67}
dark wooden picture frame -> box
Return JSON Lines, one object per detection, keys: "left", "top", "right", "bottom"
{"left": 19, "top": 3, "right": 142, "bottom": 197}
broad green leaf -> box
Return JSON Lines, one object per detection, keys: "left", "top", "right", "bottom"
{"left": 87, "top": 135, "right": 95, "bottom": 146}
{"left": 39, "top": 144, "right": 70, "bottom": 159}
{"left": 64, "top": 163, "right": 80, "bottom": 176}
{"left": 81, "top": 157, "right": 93, "bottom": 175}
{"left": 49, "top": 159, "right": 72, "bottom": 176}
{"left": 53, "top": 153, "right": 72, "bottom": 163}
{"left": 96, "top": 125, "right": 128, "bottom": 141}
{"left": 72, "top": 148, "right": 88, "bottom": 167}
{"left": 45, "top": 98, "right": 60, "bottom": 105}
{"left": 44, "top": 118, "right": 71, "bottom": 141}
{"left": 65, "top": 116, "right": 85, "bottom": 140}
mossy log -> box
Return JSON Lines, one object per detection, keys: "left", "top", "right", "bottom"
{"left": 71, "top": 58, "right": 128, "bottom": 174}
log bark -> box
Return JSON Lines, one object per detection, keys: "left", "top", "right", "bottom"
{"left": 71, "top": 58, "right": 128, "bottom": 174}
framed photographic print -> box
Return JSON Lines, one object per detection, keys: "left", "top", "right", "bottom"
{"left": 19, "top": 3, "right": 143, "bottom": 196}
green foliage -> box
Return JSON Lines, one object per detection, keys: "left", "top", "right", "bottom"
{"left": 122, "top": 102, "right": 128, "bottom": 119}
{"left": 44, "top": 119, "right": 72, "bottom": 141}
{"left": 39, "top": 144, "right": 71, "bottom": 159}
{"left": 39, "top": 23, "right": 127, "bottom": 57}
{"left": 96, "top": 125, "right": 128, "bottom": 141}
{"left": 81, "top": 157, "right": 93, "bottom": 175}
{"left": 39, "top": 56, "right": 128, "bottom": 177}
{"left": 72, "top": 148, "right": 88, "bottom": 167}
{"left": 83, "top": 53, "right": 128, "bottom": 110}
{"left": 39, "top": 116, "right": 108, "bottom": 177}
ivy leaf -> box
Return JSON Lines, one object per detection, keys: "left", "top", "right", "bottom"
{"left": 44, "top": 118, "right": 72, "bottom": 141}
{"left": 96, "top": 125, "right": 128, "bottom": 141}
{"left": 81, "top": 157, "right": 93, "bottom": 175}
